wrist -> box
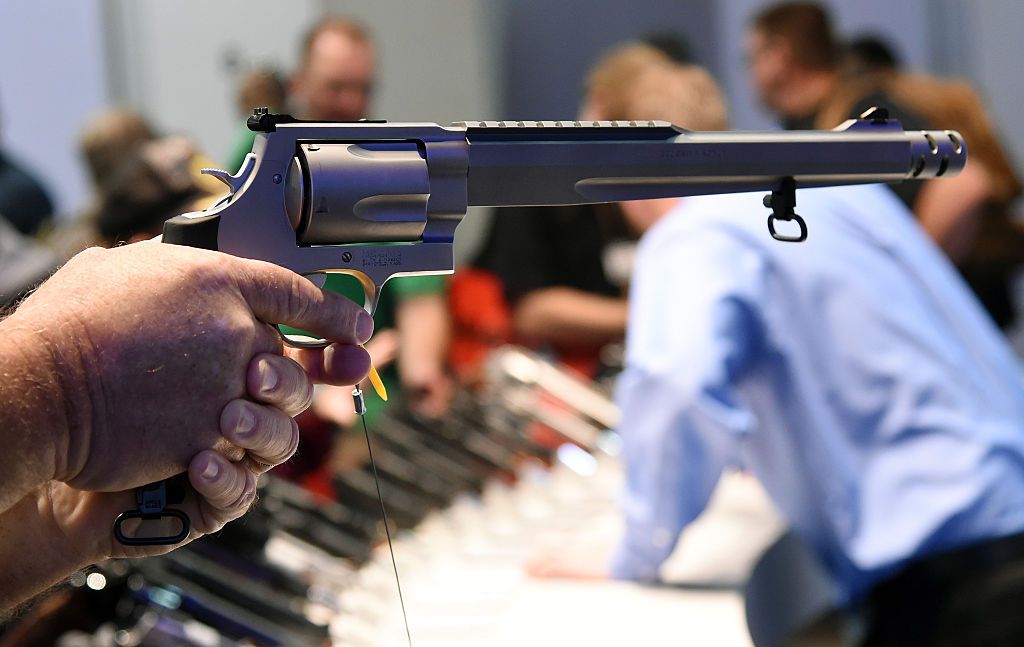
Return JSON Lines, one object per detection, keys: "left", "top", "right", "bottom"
{"left": 0, "top": 312, "right": 92, "bottom": 485}
{"left": 33, "top": 483, "right": 106, "bottom": 567}
{"left": 0, "top": 487, "right": 98, "bottom": 613}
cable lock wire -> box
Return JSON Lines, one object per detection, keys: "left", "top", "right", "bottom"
{"left": 353, "top": 386, "right": 412, "bottom": 647}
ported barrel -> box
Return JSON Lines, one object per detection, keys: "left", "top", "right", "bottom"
{"left": 460, "top": 119, "right": 967, "bottom": 206}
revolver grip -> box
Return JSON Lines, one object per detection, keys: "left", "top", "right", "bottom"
{"left": 163, "top": 212, "right": 222, "bottom": 251}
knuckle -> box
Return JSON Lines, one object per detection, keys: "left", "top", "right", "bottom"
{"left": 285, "top": 273, "right": 315, "bottom": 323}
{"left": 247, "top": 410, "right": 274, "bottom": 456}
{"left": 281, "top": 417, "right": 300, "bottom": 460}
{"left": 274, "top": 357, "right": 312, "bottom": 411}
{"left": 230, "top": 471, "right": 258, "bottom": 510}
{"left": 262, "top": 410, "right": 295, "bottom": 462}
{"left": 74, "top": 246, "right": 106, "bottom": 264}
{"left": 196, "top": 511, "right": 226, "bottom": 536}
{"left": 222, "top": 469, "right": 252, "bottom": 510}
{"left": 292, "top": 371, "right": 315, "bottom": 412}
{"left": 212, "top": 313, "right": 259, "bottom": 348}
{"left": 183, "top": 257, "right": 232, "bottom": 292}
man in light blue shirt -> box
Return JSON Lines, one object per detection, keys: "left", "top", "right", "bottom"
{"left": 613, "top": 181, "right": 1024, "bottom": 639}
{"left": 525, "top": 51, "right": 1024, "bottom": 644}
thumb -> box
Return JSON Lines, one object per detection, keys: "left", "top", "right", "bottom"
{"left": 232, "top": 258, "right": 374, "bottom": 344}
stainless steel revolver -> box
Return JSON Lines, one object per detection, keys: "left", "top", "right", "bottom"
{"left": 165, "top": 107, "right": 966, "bottom": 323}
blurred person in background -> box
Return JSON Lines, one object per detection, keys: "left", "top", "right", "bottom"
{"left": 745, "top": 2, "right": 1001, "bottom": 317}
{"left": 469, "top": 43, "right": 673, "bottom": 380}
{"left": 44, "top": 109, "right": 223, "bottom": 260}
{"left": 290, "top": 17, "right": 375, "bottom": 123}
{"left": 533, "top": 57, "right": 1024, "bottom": 646}
{"left": 0, "top": 96, "right": 54, "bottom": 236}
{"left": 836, "top": 34, "right": 1024, "bottom": 328}
{"left": 271, "top": 17, "right": 451, "bottom": 492}
{"left": 225, "top": 68, "right": 287, "bottom": 173}
{"left": 0, "top": 216, "right": 57, "bottom": 310}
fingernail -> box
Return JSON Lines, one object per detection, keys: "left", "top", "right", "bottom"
{"left": 356, "top": 311, "right": 374, "bottom": 343}
{"left": 201, "top": 457, "right": 220, "bottom": 481}
{"left": 260, "top": 359, "right": 279, "bottom": 393}
{"left": 236, "top": 405, "right": 256, "bottom": 437}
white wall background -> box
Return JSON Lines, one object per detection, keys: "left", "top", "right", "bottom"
{"left": 0, "top": 0, "right": 108, "bottom": 215}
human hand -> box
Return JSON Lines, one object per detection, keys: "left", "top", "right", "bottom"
{"left": 525, "top": 544, "right": 610, "bottom": 581}
{"left": 402, "top": 364, "right": 454, "bottom": 419}
{"left": 524, "top": 552, "right": 610, "bottom": 581}
{"left": 5, "top": 241, "right": 373, "bottom": 492}
{"left": 32, "top": 342, "right": 365, "bottom": 559}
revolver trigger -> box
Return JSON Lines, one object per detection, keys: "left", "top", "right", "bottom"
{"left": 201, "top": 153, "right": 257, "bottom": 194}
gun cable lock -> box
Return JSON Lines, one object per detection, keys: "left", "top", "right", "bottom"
{"left": 353, "top": 383, "right": 413, "bottom": 647}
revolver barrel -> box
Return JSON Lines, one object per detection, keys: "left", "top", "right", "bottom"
{"left": 460, "top": 118, "right": 966, "bottom": 206}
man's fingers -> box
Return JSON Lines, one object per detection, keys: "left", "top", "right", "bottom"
{"left": 189, "top": 451, "right": 254, "bottom": 510}
{"left": 220, "top": 399, "right": 299, "bottom": 472}
{"left": 253, "top": 320, "right": 286, "bottom": 356}
{"left": 287, "top": 343, "right": 371, "bottom": 386}
{"left": 235, "top": 260, "right": 373, "bottom": 344}
{"left": 246, "top": 353, "right": 314, "bottom": 415}
{"left": 187, "top": 451, "right": 257, "bottom": 534}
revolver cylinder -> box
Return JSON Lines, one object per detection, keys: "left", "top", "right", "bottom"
{"left": 286, "top": 141, "right": 431, "bottom": 244}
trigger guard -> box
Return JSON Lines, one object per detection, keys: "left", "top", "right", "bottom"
{"left": 278, "top": 272, "right": 378, "bottom": 349}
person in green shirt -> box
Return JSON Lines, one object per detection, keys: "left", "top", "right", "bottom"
{"left": 280, "top": 18, "right": 453, "bottom": 452}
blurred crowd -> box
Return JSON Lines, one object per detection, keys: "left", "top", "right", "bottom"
{"left": 2, "top": 2, "right": 1024, "bottom": 644}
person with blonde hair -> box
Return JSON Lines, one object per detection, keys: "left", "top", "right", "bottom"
{"left": 472, "top": 43, "right": 675, "bottom": 377}
{"left": 579, "top": 42, "right": 673, "bottom": 121}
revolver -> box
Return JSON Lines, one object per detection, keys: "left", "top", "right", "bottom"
{"left": 164, "top": 107, "right": 966, "bottom": 326}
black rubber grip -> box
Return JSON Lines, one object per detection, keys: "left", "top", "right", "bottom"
{"left": 162, "top": 213, "right": 221, "bottom": 251}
